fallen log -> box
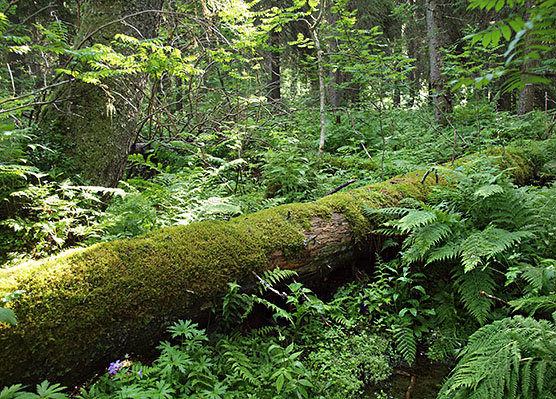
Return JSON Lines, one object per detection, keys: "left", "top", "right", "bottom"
{"left": 0, "top": 139, "right": 554, "bottom": 386}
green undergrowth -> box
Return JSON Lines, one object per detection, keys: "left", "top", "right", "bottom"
{"left": 0, "top": 138, "right": 553, "bottom": 386}
{"left": 0, "top": 166, "right": 434, "bottom": 385}
{"left": 1, "top": 108, "right": 552, "bottom": 267}
{"left": 363, "top": 154, "right": 556, "bottom": 398}
{"left": 2, "top": 270, "right": 393, "bottom": 399}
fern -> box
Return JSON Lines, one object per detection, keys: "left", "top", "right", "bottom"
{"left": 522, "top": 264, "right": 548, "bottom": 292}
{"left": 362, "top": 205, "right": 411, "bottom": 219}
{"left": 474, "top": 184, "right": 505, "bottom": 198}
{"left": 260, "top": 268, "right": 298, "bottom": 288}
{"left": 251, "top": 296, "right": 293, "bottom": 324}
{"left": 250, "top": 325, "right": 282, "bottom": 338}
{"left": 439, "top": 316, "right": 556, "bottom": 399}
{"left": 455, "top": 268, "right": 496, "bottom": 324}
{"left": 461, "top": 227, "right": 532, "bottom": 272}
{"left": 403, "top": 222, "right": 453, "bottom": 263}
{"left": 222, "top": 346, "right": 260, "bottom": 386}
{"left": 387, "top": 209, "right": 438, "bottom": 233}
{"left": 510, "top": 295, "right": 556, "bottom": 315}
{"left": 391, "top": 324, "right": 417, "bottom": 365}
{"left": 426, "top": 241, "right": 463, "bottom": 264}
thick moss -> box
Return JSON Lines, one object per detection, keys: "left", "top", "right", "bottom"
{"left": 0, "top": 140, "right": 551, "bottom": 386}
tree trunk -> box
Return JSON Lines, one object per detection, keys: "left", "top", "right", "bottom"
{"left": 310, "top": 26, "right": 327, "bottom": 157}
{"left": 327, "top": 9, "right": 343, "bottom": 125}
{"left": 517, "top": 0, "right": 537, "bottom": 115}
{"left": 518, "top": 84, "right": 536, "bottom": 115}
{"left": 39, "top": 0, "right": 164, "bottom": 187}
{"left": 0, "top": 140, "right": 552, "bottom": 386}
{"left": 425, "top": 0, "right": 452, "bottom": 125}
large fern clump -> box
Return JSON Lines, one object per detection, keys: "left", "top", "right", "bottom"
{"left": 438, "top": 316, "right": 556, "bottom": 399}
{"left": 363, "top": 157, "right": 556, "bottom": 365}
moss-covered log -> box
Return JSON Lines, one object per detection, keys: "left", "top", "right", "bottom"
{"left": 1, "top": 140, "right": 555, "bottom": 386}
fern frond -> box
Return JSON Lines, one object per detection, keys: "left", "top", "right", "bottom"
{"left": 373, "top": 227, "right": 403, "bottom": 236}
{"left": 251, "top": 296, "right": 293, "bottom": 324}
{"left": 474, "top": 184, "right": 505, "bottom": 198}
{"left": 461, "top": 227, "right": 533, "bottom": 272}
{"left": 426, "top": 241, "right": 463, "bottom": 264}
{"left": 261, "top": 268, "right": 298, "bottom": 287}
{"left": 439, "top": 316, "right": 556, "bottom": 399}
{"left": 250, "top": 325, "right": 281, "bottom": 338}
{"left": 521, "top": 358, "right": 533, "bottom": 398}
{"left": 486, "top": 188, "right": 536, "bottom": 231}
{"left": 389, "top": 210, "right": 437, "bottom": 233}
{"left": 392, "top": 325, "right": 416, "bottom": 365}
{"left": 521, "top": 264, "right": 547, "bottom": 292}
{"left": 362, "top": 205, "right": 411, "bottom": 218}
{"left": 510, "top": 295, "right": 556, "bottom": 315}
{"left": 455, "top": 268, "right": 495, "bottom": 325}
{"left": 328, "top": 312, "right": 352, "bottom": 327}
{"left": 223, "top": 349, "right": 259, "bottom": 385}
{"left": 405, "top": 222, "right": 453, "bottom": 261}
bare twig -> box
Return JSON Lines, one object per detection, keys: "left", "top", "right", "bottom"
{"left": 394, "top": 370, "right": 417, "bottom": 399}
{"left": 406, "top": 375, "right": 417, "bottom": 399}
{"left": 324, "top": 179, "right": 356, "bottom": 197}
{"left": 479, "top": 291, "right": 511, "bottom": 307}
{"left": 0, "top": 97, "right": 73, "bottom": 115}
{"left": 0, "top": 79, "right": 74, "bottom": 107}
{"left": 6, "top": 63, "right": 15, "bottom": 96}
{"left": 420, "top": 167, "right": 438, "bottom": 185}
{"left": 344, "top": 108, "right": 374, "bottom": 162}
{"left": 252, "top": 272, "right": 288, "bottom": 299}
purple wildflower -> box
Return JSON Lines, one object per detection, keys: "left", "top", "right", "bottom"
{"left": 108, "top": 360, "right": 122, "bottom": 375}
{"left": 138, "top": 368, "right": 142, "bottom": 378}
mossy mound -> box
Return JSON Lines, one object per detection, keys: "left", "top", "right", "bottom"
{"left": 0, "top": 139, "right": 553, "bottom": 386}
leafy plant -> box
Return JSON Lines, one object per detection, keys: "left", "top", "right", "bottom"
{"left": 439, "top": 316, "right": 556, "bottom": 399}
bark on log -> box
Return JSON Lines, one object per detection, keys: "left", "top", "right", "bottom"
{"left": 0, "top": 140, "right": 554, "bottom": 386}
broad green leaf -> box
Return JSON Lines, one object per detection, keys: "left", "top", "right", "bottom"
{"left": 0, "top": 308, "right": 17, "bottom": 325}
{"left": 501, "top": 24, "right": 512, "bottom": 41}
{"left": 482, "top": 32, "right": 492, "bottom": 47}
{"left": 308, "top": 0, "right": 319, "bottom": 8}
{"left": 275, "top": 373, "right": 284, "bottom": 394}
{"left": 485, "top": 0, "right": 498, "bottom": 10}
{"left": 509, "top": 17, "right": 525, "bottom": 33}
{"left": 491, "top": 29, "right": 501, "bottom": 46}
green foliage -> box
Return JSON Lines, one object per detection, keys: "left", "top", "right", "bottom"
{"left": 0, "top": 308, "right": 16, "bottom": 325}
{"left": 439, "top": 316, "right": 556, "bottom": 399}
{"left": 2, "top": 275, "right": 392, "bottom": 399}
{"left": 0, "top": 381, "right": 67, "bottom": 399}
{"left": 364, "top": 154, "right": 556, "bottom": 367}
{"left": 462, "top": 0, "right": 556, "bottom": 92}
{"left": 305, "top": 328, "right": 391, "bottom": 398}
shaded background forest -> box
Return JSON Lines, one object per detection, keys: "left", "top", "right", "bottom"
{"left": 0, "top": 0, "right": 555, "bottom": 398}
{"left": 0, "top": 0, "right": 554, "bottom": 264}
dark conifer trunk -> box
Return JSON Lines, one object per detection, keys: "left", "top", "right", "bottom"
{"left": 517, "top": 0, "right": 537, "bottom": 115}
{"left": 425, "top": 0, "right": 452, "bottom": 124}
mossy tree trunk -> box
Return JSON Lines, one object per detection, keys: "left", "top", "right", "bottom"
{"left": 0, "top": 141, "right": 554, "bottom": 387}
{"left": 40, "top": 0, "right": 164, "bottom": 187}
